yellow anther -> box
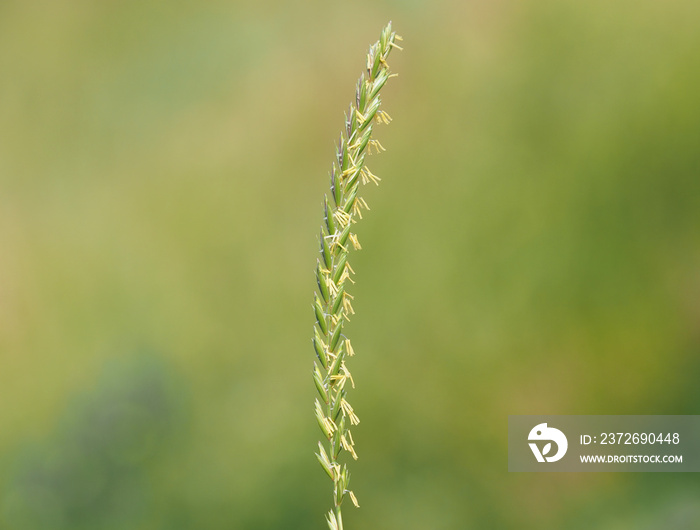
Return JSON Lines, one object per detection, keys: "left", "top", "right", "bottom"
{"left": 344, "top": 339, "right": 356, "bottom": 357}
{"left": 361, "top": 167, "right": 381, "bottom": 185}
{"left": 333, "top": 208, "right": 352, "bottom": 227}
{"left": 349, "top": 233, "right": 362, "bottom": 250}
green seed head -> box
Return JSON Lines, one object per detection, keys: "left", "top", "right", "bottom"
{"left": 310, "top": 22, "right": 401, "bottom": 530}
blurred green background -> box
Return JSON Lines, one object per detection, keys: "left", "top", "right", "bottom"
{"left": 1, "top": 1, "right": 699, "bottom": 528}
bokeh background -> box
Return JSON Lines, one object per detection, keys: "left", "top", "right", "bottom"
{"left": 1, "top": 1, "right": 699, "bottom": 528}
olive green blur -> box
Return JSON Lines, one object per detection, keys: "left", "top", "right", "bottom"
{"left": 1, "top": 1, "right": 698, "bottom": 529}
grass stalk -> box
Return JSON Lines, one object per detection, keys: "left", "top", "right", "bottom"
{"left": 311, "top": 22, "right": 401, "bottom": 530}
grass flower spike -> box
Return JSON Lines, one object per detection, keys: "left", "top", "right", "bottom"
{"left": 311, "top": 22, "right": 401, "bottom": 530}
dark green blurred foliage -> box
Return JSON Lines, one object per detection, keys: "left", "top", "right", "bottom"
{"left": 1, "top": 0, "right": 699, "bottom": 528}
{"left": 1, "top": 355, "right": 187, "bottom": 530}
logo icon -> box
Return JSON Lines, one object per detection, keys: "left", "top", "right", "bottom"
{"left": 528, "top": 423, "right": 568, "bottom": 462}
